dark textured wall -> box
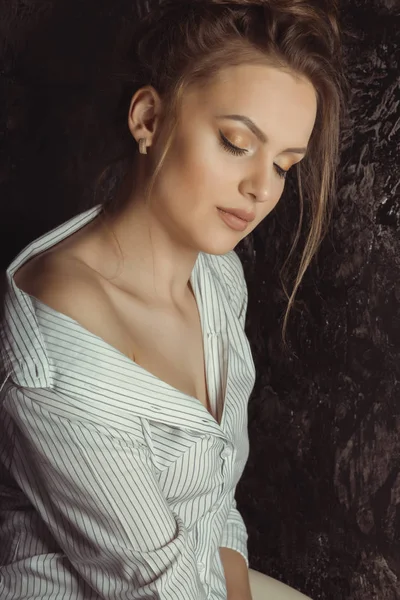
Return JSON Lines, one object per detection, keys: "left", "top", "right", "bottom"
{"left": 1, "top": 1, "right": 399, "bottom": 599}
{"left": 237, "top": 2, "right": 400, "bottom": 598}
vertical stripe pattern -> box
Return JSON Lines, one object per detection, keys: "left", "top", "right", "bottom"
{"left": 0, "top": 205, "right": 256, "bottom": 599}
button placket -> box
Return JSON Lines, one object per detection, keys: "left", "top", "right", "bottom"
{"left": 197, "top": 562, "right": 205, "bottom": 572}
{"left": 220, "top": 443, "right": 234, "bottom": 491}
{"left": 221, "top": 446, "right": 233, "bottom": 459}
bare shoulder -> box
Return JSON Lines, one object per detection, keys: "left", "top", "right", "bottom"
{"left": 14, "top": 251, "right": 118, "bottom": 340}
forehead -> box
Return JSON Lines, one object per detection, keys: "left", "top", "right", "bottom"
{"left": 181, "top": 63, "right": 317, "bottom": 142}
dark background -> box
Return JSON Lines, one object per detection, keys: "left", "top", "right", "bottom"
{"left": 1, "top": 1, "right": 399, "bottom": 598}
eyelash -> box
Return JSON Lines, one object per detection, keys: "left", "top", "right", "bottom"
{"left": 218, "top": 130, "right": 289, "bottom": 180}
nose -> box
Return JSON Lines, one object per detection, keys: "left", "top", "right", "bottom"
{"left": 239, "top": 162, "right": 275, "bottom": 204}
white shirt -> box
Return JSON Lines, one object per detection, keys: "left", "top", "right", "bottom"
{"left": 0, "top": 204, "right": 256, "bottom": 600}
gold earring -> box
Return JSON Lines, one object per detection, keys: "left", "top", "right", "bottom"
{"left": 139, "top": 138, "right": 147, "bottom": 155}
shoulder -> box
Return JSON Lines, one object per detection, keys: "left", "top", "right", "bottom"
{"left": 14, "top": 251, "right": 118, "bottom": 339}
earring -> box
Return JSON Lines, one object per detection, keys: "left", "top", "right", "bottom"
{"left": 138, "top": 138, "right": 147, "bottom": 155}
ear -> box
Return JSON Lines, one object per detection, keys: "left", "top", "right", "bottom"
{"left": 127, "top": 86, "right": 163, "bottom": 149}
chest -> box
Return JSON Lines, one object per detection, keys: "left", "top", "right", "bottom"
{"left": 15, "top": 259, "right": 213, "bottom": 418}
{"left": 115, "top": 295, "right": 213, "bottom": 418}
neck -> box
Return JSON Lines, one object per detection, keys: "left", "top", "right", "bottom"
{"left": 92, "top": 180, "right": 199, "bottom": 310}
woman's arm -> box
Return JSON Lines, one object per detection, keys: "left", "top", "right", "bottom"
{"left": 220, "top": 547, "right": 252, "bottom": 600}
{"left": 3, "top": 385, "right": 204, "bottom": 600}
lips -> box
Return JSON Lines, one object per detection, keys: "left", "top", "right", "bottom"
{"left": 218, "top": 207, "right": 256, "bottom": 223}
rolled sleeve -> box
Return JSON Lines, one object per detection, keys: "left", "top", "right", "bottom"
{"left": 3, "top": 387, "right": 205, "bottom": 600}
{"left": 219, "top": 498, "right": 249, "bottom": 567}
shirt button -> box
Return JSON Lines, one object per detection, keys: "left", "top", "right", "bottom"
{"left": 197, "top": 562, "right": 205, "bottom": 572}
{"left": 221, "top": 446, "right": 232, "bottom": 459}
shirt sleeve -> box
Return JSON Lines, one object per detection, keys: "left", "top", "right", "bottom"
{"left": 219, "top": 498, "right": 249, "bottom": 567}
{"left": 3, "top": 386, "right": 205, "bottom": 600}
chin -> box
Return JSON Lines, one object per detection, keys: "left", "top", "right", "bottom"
{"left": 199, "top": 236, "right": 242, "bottom": 256}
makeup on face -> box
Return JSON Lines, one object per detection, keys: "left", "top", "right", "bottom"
{"left": 217, "top": 208, "right": 249, "bottom": 232}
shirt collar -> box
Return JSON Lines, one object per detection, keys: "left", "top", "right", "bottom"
{"left": 2, "top": 205, "right": 255, "bottom": 439}
{"left": 2, "top": 206, "right": 104, "bottom": 391}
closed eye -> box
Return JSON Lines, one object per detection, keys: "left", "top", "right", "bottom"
{"left": 219, "top": 130, "right": 289, "bottom": 180}
{"left": 274, "top": 164, "right": 288, "bottom": 179}
{"left": 218, "top": 130, "right": 248, "bottom": 156}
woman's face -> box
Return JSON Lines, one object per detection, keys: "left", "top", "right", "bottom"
{"left": 145, "top": 63, "right": 317, "bottom": 255}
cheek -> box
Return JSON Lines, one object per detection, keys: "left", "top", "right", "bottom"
{"left": 167, "top": 139, "right": 229, "bottom": 199}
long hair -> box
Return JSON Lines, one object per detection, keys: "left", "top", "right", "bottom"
{"left": 94, "top": 0, "right": 347, "bottom": 346}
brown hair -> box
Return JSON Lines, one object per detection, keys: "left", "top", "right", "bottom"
{"left": 94, "top": 0, "right": 347, "bottom": 347}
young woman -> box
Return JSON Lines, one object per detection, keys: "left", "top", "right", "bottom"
{"left": 0, "top": 1, "right": 345, "bottom": 599}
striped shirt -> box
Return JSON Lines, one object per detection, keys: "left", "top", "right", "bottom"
{"left": 0, "top": 204, "right": 256, "bottom": 600}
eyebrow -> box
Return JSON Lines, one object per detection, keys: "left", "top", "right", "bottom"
{"left": 216, "top": 114, "right": 308, "bottom": 155}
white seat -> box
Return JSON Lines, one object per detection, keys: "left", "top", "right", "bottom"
{"left": 249, "top": 568, "right": 312, "bottom": 600}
